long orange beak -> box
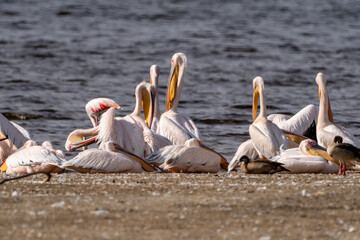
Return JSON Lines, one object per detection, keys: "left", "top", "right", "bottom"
{"left": 252, "top": 86, "right": 259, "bottom": 121}
{"left": 166, "top": 64, "right": 179, "bottom": 111}
{"left": 67, "top": 136, "right": 97, "bottom": 152}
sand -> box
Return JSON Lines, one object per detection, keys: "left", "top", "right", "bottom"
{"left": 1, "top": 172, "right": 360, "bottom": 240}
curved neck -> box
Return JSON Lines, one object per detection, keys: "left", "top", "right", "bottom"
{"left": 259, "top": 87, "right": 267, "bottom": 118}
{"left": 318, "top": 84, "right": 330, "bottom": 127}
{"left": 132, "top": 86, "right": 143, "bottom": 116}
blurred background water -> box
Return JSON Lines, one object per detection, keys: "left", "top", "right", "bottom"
{"left": 1, "top": 0, "right": 360, "bottom": 160}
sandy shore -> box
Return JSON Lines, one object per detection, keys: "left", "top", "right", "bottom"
{"left": 1, "top": 172, "right": 360, "bottom": 240}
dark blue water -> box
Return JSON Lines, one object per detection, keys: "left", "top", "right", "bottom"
{"left": 1, "top": 0, "right": 360, "bottom": 159}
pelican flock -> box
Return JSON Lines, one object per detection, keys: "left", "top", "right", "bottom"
{"left": 1, "top": 52, "right": 360, "bottom": 178}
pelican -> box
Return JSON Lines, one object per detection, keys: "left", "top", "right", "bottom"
{"left": 85, "top": 98, "right": 121, "bottom": 127}
{"left": 238, "top": 155, "right": 289, "bottom": 174}
{"left": 316, "top": 73, "right": 360, "bottom": 148}
{"left": 158, "top": 53, "right": 201, "bottom": 145}
{"left": 62, "top": 141, "right": 143, "bottom": 173}
{"left": 0, "top": 140, "right": 65, "bottom": 174}
{"left": 327, "top": 136, "right": 360, "bottom": 175}
{"left": 147, "top": 138, "right": 228, "bottom": 173}
{"left": 149, "top": 65, "right": 161, "bottom": 133}
{"left": 249, "top": 76, "right": 289, "bottom": 159}
{"left": 66, "top": 82, "right": 170, "bottom": 157}
{"left": 271, "top": 139, "right": 339, "bottom": 173}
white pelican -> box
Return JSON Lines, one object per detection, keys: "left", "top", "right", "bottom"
{"left": 158, "top": 53, "right": 201, "bottom": 145}
{"left": 85, "top": 98, "right": 121, "bottom": 127}
{"left": 147, "top": 138, "right": 228, "bottom": 173}
{"left": 238, "top": 155, "right": 289, "bottom": 174}
{"left": 62, "top": 141, "right": 143, "bottom": 173}
{"left": 0, "top": 113, "right": 31, "bottom": 162}
{"left": 249, "top": 76, "right": 289, "bottom": 159}
{"left": 149, "top": 65, "right": 161, "bottom": 133}
{"left": 327, "top": 136, "right": 360, "bottom": 175}
{"left": 66, "top": 83, "right": 170, "bottom": 157}
{"left": 0, "top": 140, "right": 65, "bottom": 174}
{"left": 315, "top": 73, "right": 360, "bottom": 148}
{"left": 271, "top": 139, "right": 339, "bottom": 173}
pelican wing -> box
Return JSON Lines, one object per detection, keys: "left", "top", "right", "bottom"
{"left": 159, "top": 114, "right": 197, "bottom": 145}
{"left": 62, "top": 149, "right": 142, "bottom": 173}
{"left": 6, "top": 146, "right": 65, "bottom": 168}
{"left": 249, "top": 121, "right": 289, "bottom": 159}
{"left": 0, "top": 113, "right": 30, "bottom": 148}
{"left": 146, "top": 145, "right": 183, "bottom": 167}
{"left": 270, "top": 104, "right": 318, "bottom": 135}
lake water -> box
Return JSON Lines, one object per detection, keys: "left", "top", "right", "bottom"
{"left": 1, "top": 0, "right": 360, "bottom": 160}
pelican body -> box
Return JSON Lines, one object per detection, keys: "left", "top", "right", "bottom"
{"left": 249, "top": 76, "right": 289, "bottom": 159}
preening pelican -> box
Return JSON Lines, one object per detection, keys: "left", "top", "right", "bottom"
{"left": 249, "top": 76, "right": 289, "bottom": 159}
{"left": 238, "top": 155, "right": 289, "bottom": 174}
{"left": 316, "top": 73, "right": 360, "bottom": 148}
{"left": 62, "top": 141, "right": 143, "bottom": 173}
{"left": 66, "top": 83, "right": 170, "bottom": 157}
{"left": 147, "top": 138, "right": 228, "bottom": 173}
{"left": 85, "top": 98, "right": 121, "bottom": 127}
{"left": 0, "top": 140, "right": 65, "bottom": 174}
{"left": 158, "top": 53, "right": 201, "bottom": 145}
{"left": 327, "top": 136, "right": 360, "bottom": 175}
{"left": 149, "top": 65, "right": 161, "bottom": 133}
{"left": 271, "top": 139, "right": 339, "bottom": 173}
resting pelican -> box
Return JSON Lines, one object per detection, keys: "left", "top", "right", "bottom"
{"left": 228, "top": 139, "right": 259, "bottom": 171}
{"left": 147, "top": 138, "right": 228, "bottom": 173}
{"left": 85, "top": 98, "right": 121, "bottom": 127}
{"left": 149, "top": 65, "right": 161, "bottom": 133}
{"left": 249, "top": 76, "right": 289, "bottom": 159}
{"left": 158, "top": 53, "right": 201, "bottom": 145}
{"left": 271, "top": 139, "right": 339, "bottom": 173}
{"left": 0, "top": 140, "right": 65, "bottom": 174}
{"left": 62, "top": 141, "right": 143, "bottom": 173}
{"left": 1, "top": 113, "right": 31, "bottom": 161}
{"left": 327, "top": 136, "right": 360, "bottom": 175}
{"left": 316, "top": 73, "right": 360, "bottom": 148}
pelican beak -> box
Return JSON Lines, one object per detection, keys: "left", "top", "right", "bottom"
{"left": 150, "top": 76, "right": 152, "bottom": 84}
{"left": 0, "top": 135, "right": 7, "bottom": 142}
{"left": 142, "top": 87, "right": 155, "bottom": 128}
{"left": 306, "top": 144, "right": 341, "bottom": 165}
{"left": 282, "top": 130, "right": 308, "bottom": 144}
{"left": 0, "top": 161, "right": 7, "bottom": 172}
{"left": 113, "top": 145, "right": 158, "bottom": 172}
{"left": 166, "top": 64, "right": 179, "bottom": 111}
{"left": 66, "top": 136, "right": 97, "bottom": 152}
{"left": 198, "top": 142, "right": 231, "bottom": 171}
{"left": 252, "top": 85, "right": 260, "bottom": 121}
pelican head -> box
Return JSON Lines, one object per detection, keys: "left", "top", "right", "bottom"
{"left": 150, "top": 65, "right": 160, "bottom": 87}
{"left": 299, "top": 139, "right": 317, "bottom": 155}
{"left": 24, "top": 140, "right": 37, "bottom": 148}
{"left": 315, "top": 73, "right": 333, "bottom": 123}
{"left": 166, "top": 52, "right": 187, "bottom": 111}
{"left": 41, "top": 141, "right": 54, "bottom": 150}
{"left": 252, "top": 76, "right": 265, "bottom": 121}
{"left": 85, "top": 98, "right": 121, "bottom": 127}
{"left": 135, "top": 82, "right": 157, "bottom": 128}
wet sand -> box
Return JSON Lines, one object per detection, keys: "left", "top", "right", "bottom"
{"left": 1, "top": 172, "right": 360, "bottom": 240}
